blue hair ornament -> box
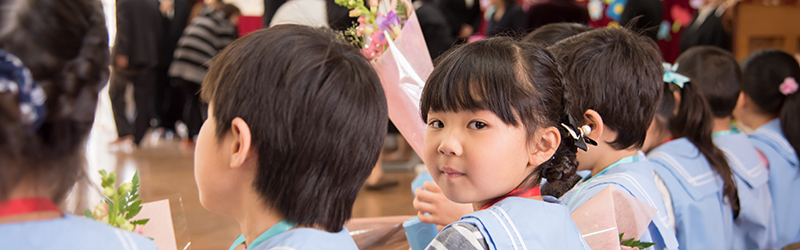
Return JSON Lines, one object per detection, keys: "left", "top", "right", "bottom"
{"left": 663, "top": 62, "right": 690, "bottom": 88}
{"left": 0, "top": 49, "right": 47, "bottom": 133}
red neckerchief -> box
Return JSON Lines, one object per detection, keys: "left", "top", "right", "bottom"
{"left": 662, "top": 136, "right": 677, "bottom": 144}
{"left": 480, "top": 186, "right": 541, "bottom": 210}
{"left": 0, "top": 197, "right": 60, "bottom": 218}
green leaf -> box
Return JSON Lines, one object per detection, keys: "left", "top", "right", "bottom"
{"left": 619, "top": 233, "right": 657, "bottom": 249}
{"left": 126, "top": 200, "right": 143, "bottom": 219}
{"left": 131, "top": 219, "right": 150, "bottom": 225}
{"left": 395, "top": 1, "right": 409, "bottom": 24}
{"left": 619, "top": 233, "right": 624, "bottom": 242}
{"left": 84, "top": 209, "right": 94, "bottom": 219}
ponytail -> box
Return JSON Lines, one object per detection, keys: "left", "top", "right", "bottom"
{"left": 670, "top": 82, "right": 739, "bottom": 211}
{"left": 741, "top": 49, "right": 800, "bottom": 158}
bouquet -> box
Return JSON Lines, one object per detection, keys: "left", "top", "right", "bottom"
{"left": 84, "top": 170, "right": 149, "bottom": 234}
{"left": 336, "top": 0, "right": 433, "bottom": 157}
{"left": 570, "top": 185, "right": 657, "bottom": 249}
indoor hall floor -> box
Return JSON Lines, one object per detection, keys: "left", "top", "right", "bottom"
{"left": 70, "top": 87, "right": 419, "bottom": 250}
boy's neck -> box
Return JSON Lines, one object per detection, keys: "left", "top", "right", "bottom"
{"left": 236, "top": 192, "right": 287, "bottom": 246}
{"left": 712, "top": 117, "right": 732, "bottom": 133}
{"left": 743, "top": 112, "right": 778, "bottom": 131}
{"left": 590, "top": 148, "right": 640, "bottom": 177}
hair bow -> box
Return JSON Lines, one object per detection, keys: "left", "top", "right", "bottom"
{"left": 0, "top": 49, "right": 46, "bottom": 133}
{"left": 663, "top": 62, "right": 690, "bottom": 88}
{"left": 560, "top": 114, "right": 597, "bottom": 153}
{"left": 779, "top": 77, "right": 798, "bottom": 96}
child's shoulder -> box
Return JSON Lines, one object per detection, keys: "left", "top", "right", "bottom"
{"left": 0, "top": 214, "right": 157, "bottom": 250}
{"left": 255, "top": 227, "right": 358, "bottom": 250}
{"left": 749, "top": 119, "right": 798, "bottom": 165}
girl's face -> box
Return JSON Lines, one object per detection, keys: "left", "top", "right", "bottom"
{"left": 424, "top": 110, "right": 536, "bottom": 206}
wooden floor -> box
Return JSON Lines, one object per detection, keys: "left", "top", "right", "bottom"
{"left": 67, "top": 88, "right": 418, "bottom": 250}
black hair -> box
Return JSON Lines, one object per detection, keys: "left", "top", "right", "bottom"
{"left": 741, "top": 49, "right": 800, "bottom": 157}
{"left": 221, "top": 3, "right": 241, "bottom": 19}
{"left": 655, "top": 78, "right": 739, "bottom": 212}
{"left": 523, "top": 23, "right": 593, "bottom": 46}
{"left": 201, "top": 25, "right": 387, "bottom": 232}
{"left": 548, "top": 28, "right": 663, "bottom": 150}
{"left": 421, "top": 37, "right": 580, "bottom": 194}
{"left": 0, "top": 0, "right": 110, "bottom": 202}
{"left": 675, "top": 46, "right": 742, "bottom": 118}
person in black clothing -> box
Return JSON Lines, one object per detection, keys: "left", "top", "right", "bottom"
{"left": 524, "top": 0, "right": 589, "bottom": 32}
{"left": 620, "top": 0, "right": 663, "bottom": 42}
{"left": 439, "top": 0, "right": 483, "bottom": 42}
{"left": 414, "top": 0, "right": 455, "bottom": 60}
{"left": 486, "top": 0, "right": 525, "bottom": 37}
{"left": 679, "top": 6, "right": 731, "bottom": 53}
{"left": 110, "top": 0, "right": 164, "bottom": 146}
{"left": 154, "top": 0, "right": 191, "bottom": 136}
{"left": 263, "top": 0, "right": 355, "bottom": 30}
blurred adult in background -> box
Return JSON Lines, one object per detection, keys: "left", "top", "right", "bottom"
{"left": 679, "top": 0, "right": 732, "bottom": 52}
{"left": 524, "top": 0, "right": 589, "bottom": 32}
{"left": 169, "top": 4, "right": 240, "bottom": 144}
{"left": 414, "top": 0, "right": 455, "bottom": 60}
{"left": 155, "top": 0, "right": 191, "bottom": 138}
{"left": 486, "top": 0, "right": 525, "bottom": 37}
{"left": 110, "top": 0, "right": 164, "bottom": 146}
{"left": 620, "top": 0, "right": 663, "bottom": 42}
{"left": 440, "top": 0, "right": 483, "bottom": 42}
{"left": 265, "top": 0, "right": 356, "bottom": 31}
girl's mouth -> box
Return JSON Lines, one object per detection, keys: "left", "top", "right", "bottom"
{"left": 441, "top": 167, "right": 465, "bottom": 179}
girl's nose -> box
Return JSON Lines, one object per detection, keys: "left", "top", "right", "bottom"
{"left": 437, "top": 129, "right": 462, "bottom": 156}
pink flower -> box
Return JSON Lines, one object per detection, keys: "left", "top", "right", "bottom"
{"left": 133, "top": 225, "right": 145, "bottom": 235}
{"left": 779, "top": 77, "right": 798, "bottom": 95}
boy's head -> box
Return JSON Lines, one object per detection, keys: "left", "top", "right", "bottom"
{"left": 548, "top": 28, "right": 662, "bottom": 152}
{"left": 196, "top": 25, "right": 387, "bottom": 232}
{"left": 675, "top": 46, "right": 741, "bottom": 118}
{"left": 523, "top": 23, "right": 593, "bottom": 47}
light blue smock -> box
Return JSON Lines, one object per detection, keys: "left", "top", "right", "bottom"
{"left": 561, "top": 151, "right": 680, "bottom": 250}
{"left": 249, "top": 227, "right": 358, "bottom": 250}
{"left": 648, "top": 138, "right": 734, "bottom": 250}
{"left": 0, "top": 213, "right": 157, "bottom": 250}
{"left": 438, "top": 197, "right": 589, "bottom": 250}
{"left": 714, "top": 131, "right": 778, "bottom": 249}
{"left": 749, "top": 118, "right": 800, "bottom": 248}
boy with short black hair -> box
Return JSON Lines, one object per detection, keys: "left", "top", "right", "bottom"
{"left": 194, "top": 24, "right": 388, "bottom": 250}
{"left": 549, "top": 27, "right": 680, "bottom": 250}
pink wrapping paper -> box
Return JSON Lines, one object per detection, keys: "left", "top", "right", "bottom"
{"left": 372, "top": 10, "right": 433, "bottom": 159}
{"left": 570, "top": 185, "right": 657, "bottom": 250}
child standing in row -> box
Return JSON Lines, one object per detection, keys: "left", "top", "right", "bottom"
{"left": 420, "top": 37, "right": 588, "bottom": 249}
{"left": 674, "top": 46, "right": 776, "bottom": 249}
{"left": 734, "top": 49, "right": 800, "bottom": 248}
{"left": 550, "top": 28, "right": 680, "bottom": 250}
{"left": 644, "top": 48, "right": 739, "bottom": 250}
{"left": 193, "top": 25, "right": 388, "bottom": 249}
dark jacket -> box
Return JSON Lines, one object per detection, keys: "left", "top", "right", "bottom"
{"left": 524, "top": 0, "right": 588, "bottom": 32}
{"left": 439, "top": 0, "right": 483, "bottom": 40}
{"left": 114, "top": 0, "right": 164, "bottom": 71}
{"left": 487, "top": 4, "right": 525, "bottom": 37}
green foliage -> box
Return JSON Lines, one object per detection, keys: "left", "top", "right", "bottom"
{"left": 87, "top": 170, "right": 148, "bottom": 232}
{"left": 619, "top": 233, "right": 657, "bottom": 249}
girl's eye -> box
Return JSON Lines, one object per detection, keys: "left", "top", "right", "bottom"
{"left": 429, "top": 120, "right": 444, "bottom": 128}
{"left": 468, "top": 121, "right": 487, "bottom": 130}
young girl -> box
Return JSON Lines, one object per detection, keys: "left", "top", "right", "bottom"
{"left": 734, "top": 49, "right": 800, "bottom": 248}
{"left": 420, "top": 37, "right": 588, "bottom": 249}
{"left": 672, "top": 46, "right": 776, "bottom": 250}
{"left": 644, "top": 56, "right": 738, "bottom": 249}
{"left": 0, "top": 0, "right": 156, "bottom": 248}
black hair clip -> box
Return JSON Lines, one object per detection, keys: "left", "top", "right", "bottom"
{"left": 560, "top": 114, "right": 597, "bottom": 152}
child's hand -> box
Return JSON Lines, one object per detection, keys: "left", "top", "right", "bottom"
{"left": 413, "top": 181, "right": 474, "bottom": 228}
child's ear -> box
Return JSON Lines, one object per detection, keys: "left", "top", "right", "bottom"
{"left": 229, "top": 117, "right": 255, "bottom": 169}
{"left": 528, "top": 126, "right": 560, "bottom": 167}
{"left": 583, "top": 109, "right": 604, "bottom": 141}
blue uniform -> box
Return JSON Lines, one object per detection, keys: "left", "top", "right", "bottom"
{"left": 714, "top": 131, "right": 777, "bottom": 249}
{"left": 250, "top": 227, "right": 358, "bottom": 250}
{"left": 437, "top": 197, "right": 589, "bottom": 250}
{"left": 749, "top": 118, "right": 800, "bottom": 247}
{"left": 648, "top": 139, "right": 734, "bottom": 250}
{"left": 561, "top": 152, "right": 680, "bottom": 250}
{"left": 0, "top": 213, "right": 157, "bottom": 250}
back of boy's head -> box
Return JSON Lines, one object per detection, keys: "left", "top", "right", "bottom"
{"left": 675, "top": 46, "right": 742, "bottom": 118}
{"left": 548, "top": 28, "right": 663, "bottom": 150}
{"left": 0, "top": 0, "right": 109, "bottom": 202}
{"left": 421, "top": 37, "right": 581, "bottom": 193}
{"left": 741, "top": 49, "right": 800, "bottom": 155}
{"left": 523, "top": 23, "right": 593, "bottom": 46}
{"left": 201, "top": 25, "right": 388, "bottom": 232}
